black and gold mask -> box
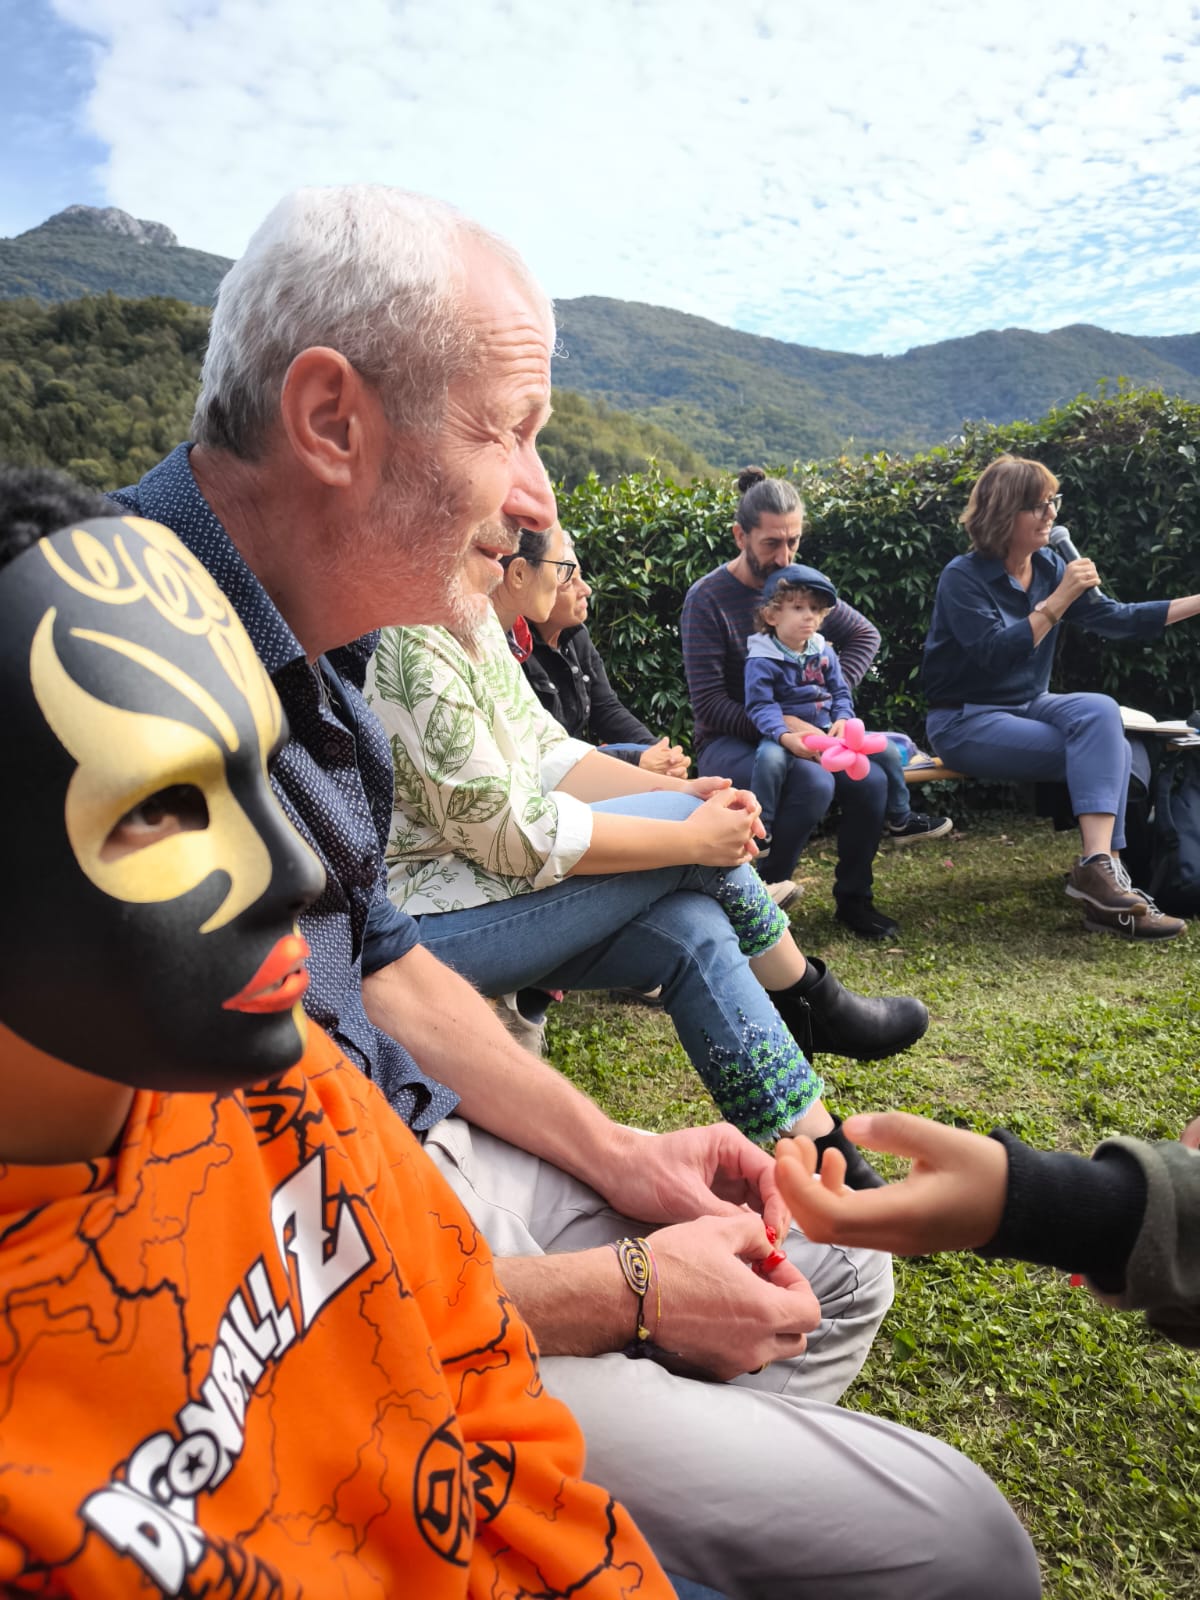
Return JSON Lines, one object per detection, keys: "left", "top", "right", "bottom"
{"left": 0, "top": 516, "right": 325, "bottom": 1089}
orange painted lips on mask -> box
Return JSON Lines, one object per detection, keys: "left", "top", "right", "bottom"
{"left": 222, "top": 934, "right": 311, "bottom": 1014}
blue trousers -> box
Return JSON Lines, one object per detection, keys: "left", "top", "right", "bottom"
{"left": 751, "top": 738, "right": 911, "bottom": 837}
{"left": 412, "top": 793, "right": 823, "bottom": 1143}
{"left": 927, "top": 691, "right": 1131, "bottom": 848}
{"left": 701, "top": 734, "right": 887, "bottom": 895}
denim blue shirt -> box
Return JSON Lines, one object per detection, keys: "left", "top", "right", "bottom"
{"left": 112, "top": 444, "right": 457, "bottom": 1130}
{"left": 922, "top": 547, "right": 1169, "bottom": 707}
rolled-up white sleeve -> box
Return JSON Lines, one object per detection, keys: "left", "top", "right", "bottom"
{"left": 541, "top": 735, "right": 595, "bottom": 792}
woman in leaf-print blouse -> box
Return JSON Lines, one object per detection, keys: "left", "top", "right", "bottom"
{"left": 370, "top": 522, "right": 927, "bottom": 1180}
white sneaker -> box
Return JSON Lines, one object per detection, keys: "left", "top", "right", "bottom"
{"left": 767, "top": 880, "right": 803, "bottom": 911}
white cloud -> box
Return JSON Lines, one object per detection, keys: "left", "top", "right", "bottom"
{"left": 48, "top": 0, "right": 1200, "bottom": 352}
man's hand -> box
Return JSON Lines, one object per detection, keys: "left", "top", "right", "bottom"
{"left": 681, "top": 789, "right": 759, "bottom": 864}
{"left": 600, "top": 1121, "right": 792, "bottom": 1239}
{"left": 639, "top": 736, "right": 691, "bottom": 778}
{"left": 774, "top": 1112, "right": 1010, "bottom": 1255}
{"left": 651, "top": 1214, "right": 820, "bottom": 1379}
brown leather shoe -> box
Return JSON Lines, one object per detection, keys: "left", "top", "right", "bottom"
{"left": 1081, "top": 903, "right": 1186, "bottom": 940}
{"left": 1065, "top": 854, "right": 1149, "bottom": 915}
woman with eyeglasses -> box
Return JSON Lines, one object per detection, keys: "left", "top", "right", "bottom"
{"left": 922, "top": 453, "right": 1200, "bottom": 938}
{"left": 517, "top": 528, "right": 691, "bottom": 780}
{"left": 370, "top": 520, "right": 930, "bottom": 1184}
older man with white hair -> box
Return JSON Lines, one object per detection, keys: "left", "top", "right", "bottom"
{"left": 113, "top": 185, "right": 1041, "bottom": 1600}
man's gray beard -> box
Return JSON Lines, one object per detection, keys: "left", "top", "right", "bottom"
{"left": 359, "top": 452, "right": 518, "bottom": 641}
{"left": 358, "top": 459, "right": 466, "bottom": 629}
{"left": 443, "top": 574, "right": 493, "bottom": 644}
{"left": 444, "top": 514, "right": 519, "bottom": 645}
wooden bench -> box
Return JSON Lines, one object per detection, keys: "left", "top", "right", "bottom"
{"left": 904, "top": 760, "right": 967, "bottom": 785}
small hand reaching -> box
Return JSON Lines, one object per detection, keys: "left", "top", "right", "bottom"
{"left": 775, "top": 1112, "right": 1010, "bottom": 1256}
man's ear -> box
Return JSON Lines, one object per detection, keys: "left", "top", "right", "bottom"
{"left": 732, "top": 521, "right": 748, "bottom": 552}
{"left": 278, "top": 347, "right": 378, "bottom": 489}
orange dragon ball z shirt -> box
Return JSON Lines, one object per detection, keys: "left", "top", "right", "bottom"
{"left": 0, "top": 1026, "right": 672, "bottom": 1599}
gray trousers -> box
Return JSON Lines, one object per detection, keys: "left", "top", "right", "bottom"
{"left": 425, "top": 1117, "right": 1041, "bottom": 1600}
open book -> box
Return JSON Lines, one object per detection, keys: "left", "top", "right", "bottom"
{"left": 1119, "top": 706, "right": 1196, "bottom": 737}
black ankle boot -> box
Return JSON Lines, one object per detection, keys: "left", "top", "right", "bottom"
{"left": 813, "top": 1116, "right": 886, "bottom": 1189}
{"left": 774, "top": 958, "right": 928, "bottom": 1061}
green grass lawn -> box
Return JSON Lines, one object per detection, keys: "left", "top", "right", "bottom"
{"left": 544, "top": 814, "right": 1200, "bottom": 1600}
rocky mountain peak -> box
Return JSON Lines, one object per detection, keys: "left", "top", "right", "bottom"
{"left": 33, "top": 205, "right": 179, "bottom": 248}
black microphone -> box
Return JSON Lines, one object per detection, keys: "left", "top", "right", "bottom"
{"left": 1047, "top": 524, "right": 1102, "bottom": 606}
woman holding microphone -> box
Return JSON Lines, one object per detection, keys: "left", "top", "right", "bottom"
{"left": 922, "top": 453, "right": 1200, "bottom": 938}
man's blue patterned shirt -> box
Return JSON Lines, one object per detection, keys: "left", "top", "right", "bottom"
{"left": 112, "top": 443, "right": 458, "bottom": 1130}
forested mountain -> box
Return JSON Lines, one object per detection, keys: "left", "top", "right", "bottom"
{"left": 537, "top": 389, "right": 711, "bottom": 486}
{"left": 0, "top": 207, "right": 232, "bottom": 305}
{"left": 0, "top": 295, "right": 711, "bottom": 490}
{"left": 552, "top": 298, "right": 1200, "bottom": 463}
{"left": 0, "top": 295, "right": 208, "bottom": 488}
{"left": 3, "top": 205, "right": 1198, "bottom": 467}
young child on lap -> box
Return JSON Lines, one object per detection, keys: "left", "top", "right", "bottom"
{"left": 744, "top": 564, "right": 952, "bottom": 849}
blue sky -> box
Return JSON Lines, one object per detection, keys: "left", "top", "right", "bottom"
{"left": 4, "top": 0, "right": 1199, "bottom": 355}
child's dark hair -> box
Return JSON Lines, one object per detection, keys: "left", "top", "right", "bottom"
{"left": 0, "top": 464, "right": 113, "bottom": 576}
{"left": 753, "top": 579, "right": 832, "bottom": 633}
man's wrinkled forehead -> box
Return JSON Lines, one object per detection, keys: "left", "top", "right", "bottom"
{"left": 456, "top": 241, "right": 554, "bottom": 388}
{"left": 458, "top": 232, "right": 555, "bottom": 340}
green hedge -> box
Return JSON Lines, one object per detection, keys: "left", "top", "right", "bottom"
{"left": 558, "top": 385, "right": 1200, "bottom": 749}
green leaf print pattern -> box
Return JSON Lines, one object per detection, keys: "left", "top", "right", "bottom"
{"left": 446, "top": 774, "right": 511, "bottom": 824}
{"left": 374, "top": 626, "right": 433, "bottom": 711}
{"left": 376, "top": 619, "right": 582, "bottom": 913}
{"left": 424, "top": 692, "right": 475, "bottom": 783}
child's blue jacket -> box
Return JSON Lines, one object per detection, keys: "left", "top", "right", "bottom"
{"left": 744, "top": 632, "right": 855, "bottom": 741}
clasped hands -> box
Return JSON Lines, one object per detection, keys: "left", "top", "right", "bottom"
{"left": 678, "top": 776, "right": 765, "bottom": 867}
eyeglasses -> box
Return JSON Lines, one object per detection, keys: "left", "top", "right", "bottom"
{"left": 1024, "top": 494, "right": 1062, "bottom": 516}
{"left": 501, "top": 554, "right": 578, "bottom": 586}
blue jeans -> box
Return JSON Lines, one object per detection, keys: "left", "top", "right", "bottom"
{"left": 667, "top": 1578, "right": 728, "bottom": 1599}
{"left": 872, "top": 738, "right": 910, "bottom": 822}
{"left": 751, "top": 737, "right": 911, "bottom": 838}
{"left": 412, "top": 793, "right": 823, "bottom": 1143}
{"left": 702, "top": 734, "right": 887, "bottom": 895}
{"left": 928, "top": 692, "right": 1131, "bottom": 848}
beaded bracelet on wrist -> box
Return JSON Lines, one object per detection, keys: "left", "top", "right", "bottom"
{"left": 609, "top": 1236, "right": 662, "bottom": 1357}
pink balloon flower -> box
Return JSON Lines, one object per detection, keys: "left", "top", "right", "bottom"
{"left": 801, "top": 718, "right": 889, "bottom": 780}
